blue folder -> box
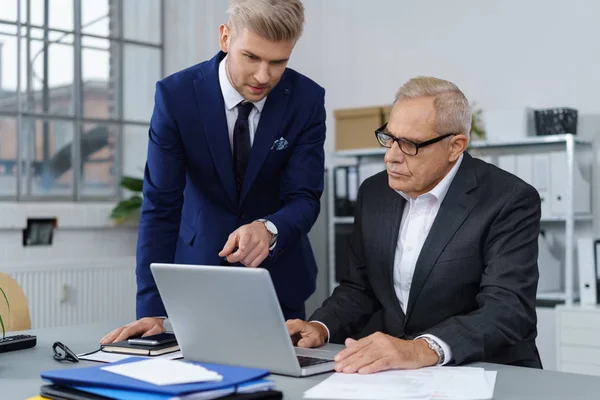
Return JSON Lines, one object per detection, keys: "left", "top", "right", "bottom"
{"left": 41, "top": 357, "right": 270, "bottom": 396}
{"left": 69, "top": 379, "right": 275, "bottom": 400}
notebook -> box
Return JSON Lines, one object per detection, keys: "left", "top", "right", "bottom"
{"left": 100, "top": 340, "right": 180, "bottom": 356}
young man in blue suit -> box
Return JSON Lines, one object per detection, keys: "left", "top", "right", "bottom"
{"left": 101, "top": 0, "right": 325, "bottom": 344}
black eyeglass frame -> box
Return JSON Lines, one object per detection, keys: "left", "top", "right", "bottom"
{"left": 374, "top": 123, "right": 458, "bottom": 155}
{"left": 52, "top": 341, "right": 79, "bottom": 363}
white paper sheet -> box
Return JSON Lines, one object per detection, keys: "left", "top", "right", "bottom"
{"left": 303, "top": 368, "right": 451, "bottom": 399}
{"left": 303, "top": 366, "right": 496, "bottom": 400}
{"left": 101, "top": 358, "right": 223, "bottom": 386}
{"left": 78, "top": 349, "right": 183, "bottom": 363}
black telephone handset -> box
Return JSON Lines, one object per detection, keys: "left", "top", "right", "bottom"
{"left": 127, "top": 333, "right": 177, "bottom": 346}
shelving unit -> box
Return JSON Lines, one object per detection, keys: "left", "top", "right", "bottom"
{"left": 327, "top": 134, "right": 595, "bottom": 306}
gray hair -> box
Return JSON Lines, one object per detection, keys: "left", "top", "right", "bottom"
{"left": 227, "top": 0, "right": 305, "bottom": 42}
{"left": 395, "top": 76, "right": 472, "bottom": 140}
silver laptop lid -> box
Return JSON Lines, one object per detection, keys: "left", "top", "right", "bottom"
{"left": 150, "top": 263, "right": 303, "bottom": 376}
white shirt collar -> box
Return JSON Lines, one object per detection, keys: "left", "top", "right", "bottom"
{"left": 218, "top": 55, "right": 267, "bottom": 113}
{"left": 397, "top": 153, "right": 464, "bottom": 203}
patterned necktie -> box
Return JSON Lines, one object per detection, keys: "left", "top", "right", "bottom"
{"left": 233, "top": 101, "right": 254, "bottom": 196}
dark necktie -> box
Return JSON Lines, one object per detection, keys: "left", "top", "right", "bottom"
{"left": 233, "top": 101, "right": 254, "bottom": 196}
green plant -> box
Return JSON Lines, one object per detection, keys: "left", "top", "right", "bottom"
{"left": 0, "top": 286, "right": 9, "bottom": 338}
{"left": 110, "top": 176, "right": 144, "bottom": 224}
{"left": 470, "top": 104, "right": 486, "bottom": 140}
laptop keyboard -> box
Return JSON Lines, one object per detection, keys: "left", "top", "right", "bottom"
{"left": 297, "top": 355, "right": 332, "bottom": 368}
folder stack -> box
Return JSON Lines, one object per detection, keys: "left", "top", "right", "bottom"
{"left": 38, "top": 357, "right": 281, "bottom": 400}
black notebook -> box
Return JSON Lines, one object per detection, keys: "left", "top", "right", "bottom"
{"left": 100, "top": 340, "right": 179, "bottom": 356}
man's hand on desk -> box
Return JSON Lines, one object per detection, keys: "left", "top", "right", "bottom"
{"left": 286, "top": 319, "right": 328, "bottom": 348}
{"left": 218, "top": 222, "right": 272, "bottom": 267}
{"left": 333, "top": 332, "right": 439, "bottom": 374}
{"left": 99, "top": 317, "right": 165, "bottom": 345}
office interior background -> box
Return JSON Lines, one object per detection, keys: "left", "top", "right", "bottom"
{"left": 1, "top": 0, "right": 600, "bottom": 376}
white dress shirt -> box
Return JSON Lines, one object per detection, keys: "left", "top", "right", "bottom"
{"left": 218, "top": 55, "right": 276, "bottom": 250}
{"left": 394, "top": 154, "right": 463, "bottom": 365}
{"left": 315, "top": 154, "right": 464, "bottom": 366}
{"left": 218, "top": 55, "right": 267, "bottom": 151}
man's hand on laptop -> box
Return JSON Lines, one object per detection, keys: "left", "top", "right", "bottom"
{"left": 219, "top": 221, "right": 272, "bottom": 267}
{"left": 100, "top": 317, "right": 165, "bottom": 344}
{"left": 286, "top": 319, "right": 328, "bottom": 348}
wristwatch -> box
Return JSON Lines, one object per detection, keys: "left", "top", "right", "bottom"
{"left": 421, "top": 337, "right": 445, "bottom": 366}
{"left": 256, "top": 219, "right": 278, "bottom": 247}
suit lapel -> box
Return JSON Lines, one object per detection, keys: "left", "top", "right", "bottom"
{"left": 239, "top": 78, "right": 292, "bottom": 206}
{"left": 380, "top": 187, "right": 407, "bottom": 325}
{"left": 405, "top": 154, "right": 479, "bottom": 322}
{"left": 193, "top": 53, "right": 238, "bottom": 209}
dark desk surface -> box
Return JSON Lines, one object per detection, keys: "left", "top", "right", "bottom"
{"left": 3, "top": 322, "right": 600, "bottom": 400}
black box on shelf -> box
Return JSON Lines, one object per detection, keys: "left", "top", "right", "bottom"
{"left": 534, "top": 108, "right": 578, "bottom": 136}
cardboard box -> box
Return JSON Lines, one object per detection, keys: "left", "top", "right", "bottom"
{"left": 334, "top": 106, "right": 390, "bottom": 151}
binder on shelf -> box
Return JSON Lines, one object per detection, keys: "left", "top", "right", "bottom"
{"left": 334, "top": 224, "right": 353, "bottom": 282}
{"left": 346, "top": 165, "right": 359, "bottom": 217}
{"left": 577, "top": 238, "right": 599, "bottom": 305}
{"left": 334, "top": 167, "right": 349, "bottom": 217}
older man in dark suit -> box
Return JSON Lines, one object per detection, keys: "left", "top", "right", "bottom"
{"left": 288, "top": 76, "right": 542, "bottom": 373}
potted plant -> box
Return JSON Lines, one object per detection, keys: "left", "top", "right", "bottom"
{"left": 110, "top": 176, "right": 144, "bottom": 225}
{"left": 471, "top": 104, "right": 486, "bottom": 140}
{"left": 1, "top": 286, "right": 9, "bottom": 338}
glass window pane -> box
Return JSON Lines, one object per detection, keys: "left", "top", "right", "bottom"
{"left": 122, "top": 0, "right": 161, "bottom": 44}
{"left": 21, "top": 118, "right": 74, "bottom": 197}
{"left": 82, "top": 38, "right": 118, "bottom": 119}
{"left": 0, "top": 0, "right": 18, "bottom": 22}
{"left": 0, "top": 31, "right": 18, "bottom": 112}
{"left": 123, "top": 44, "right": 160, "bottom": 122}
{"left": 22, "top": 38, "right": 74, "bottom": 116}
{"left": 82, "top": 0, "right": 112, "bottom": 37}
{"left": 80, "top": 121, "right": 117, "bottom": 197}
{"left": 0, "top": 22, "right": 17, "bottom": 35}
{"left": 26, "top": 0, "right": 74, "bottom": 31}
{"left": 122, "top": 124, "right": 147, "bottom": 179}
{"left": 0, "top": 116, "right": 18, "bottom": 197}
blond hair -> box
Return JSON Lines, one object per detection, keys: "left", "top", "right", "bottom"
{"left": 227, "top": 0, "right": 305, "bottom": 42}
{"left": 395, "top": 76, "right": 472, "bottom": 140}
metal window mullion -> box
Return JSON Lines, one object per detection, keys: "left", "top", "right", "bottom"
{"left": 160, "top": 0, "right": 165, "bottom": 78}
{"left": 15, "top": 0, "right": 22, "bottom": 201}
{"left": 73, "top": 0, "right": 82, "bottom": 201}
{"left": 25, "top": 0, "right": 33, "bottom": 198}
{"left": 117, "top": 0, "right": 124, "bottom": 200}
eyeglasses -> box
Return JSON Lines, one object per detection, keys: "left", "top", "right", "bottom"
{"left": 52, "top": 341, "right": 79, "bottom": 363}
{"left": 374, "top": 123, "right": 457, "bottom": 156}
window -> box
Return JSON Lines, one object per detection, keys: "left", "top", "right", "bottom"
{"left": 0, "top": 0, "right": 163, "bottom": 200}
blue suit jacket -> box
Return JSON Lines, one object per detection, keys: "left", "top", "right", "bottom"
{"left": 136, "top": 51, "right": 326, "bottom": 320}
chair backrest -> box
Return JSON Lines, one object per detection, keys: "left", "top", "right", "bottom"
{"left": 0, "top": 273, "right": 32, "bottom": 332}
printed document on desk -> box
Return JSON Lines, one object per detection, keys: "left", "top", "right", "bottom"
{"left": 303, "top": 366, "right": 496, "bottom": 400}
{"left": 78, "top": 349, "right": 183, "bottom": 363}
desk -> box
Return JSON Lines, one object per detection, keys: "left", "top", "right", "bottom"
{"left": 3, "top": 322, "right": 600, "bottom": 400}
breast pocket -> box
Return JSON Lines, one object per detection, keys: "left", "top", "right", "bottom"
{"left": 436, "top": 243, "right": 480, "bottom": 263}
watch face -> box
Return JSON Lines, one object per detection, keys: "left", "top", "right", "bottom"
{"left": 265, "top": 220, "right": 278, "bottom": 235}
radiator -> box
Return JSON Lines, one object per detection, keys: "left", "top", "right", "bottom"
{"left": 3, "top": 257, "right": 137, "bottom": 329}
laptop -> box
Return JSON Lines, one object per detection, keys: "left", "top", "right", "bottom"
{"left": 150, "top": 263, "right": 339, "bottom": 377}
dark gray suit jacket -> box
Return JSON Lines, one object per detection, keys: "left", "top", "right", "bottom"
{"left": 311, "top": 152, "right": 542, "bottom": 368}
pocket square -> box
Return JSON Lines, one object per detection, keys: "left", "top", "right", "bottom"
{"left": 271, "top": 137, "right": 289, "bottom": 151}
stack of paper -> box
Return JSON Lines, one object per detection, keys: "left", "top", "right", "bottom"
{"left": 303, "top": 366, "right": 496, "bottom": 400}
{"left": 78, "top": 348, "right": 184, "bottom": 363}
{"left": 101, "top": 358, "right": 224, "bottom": 385}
